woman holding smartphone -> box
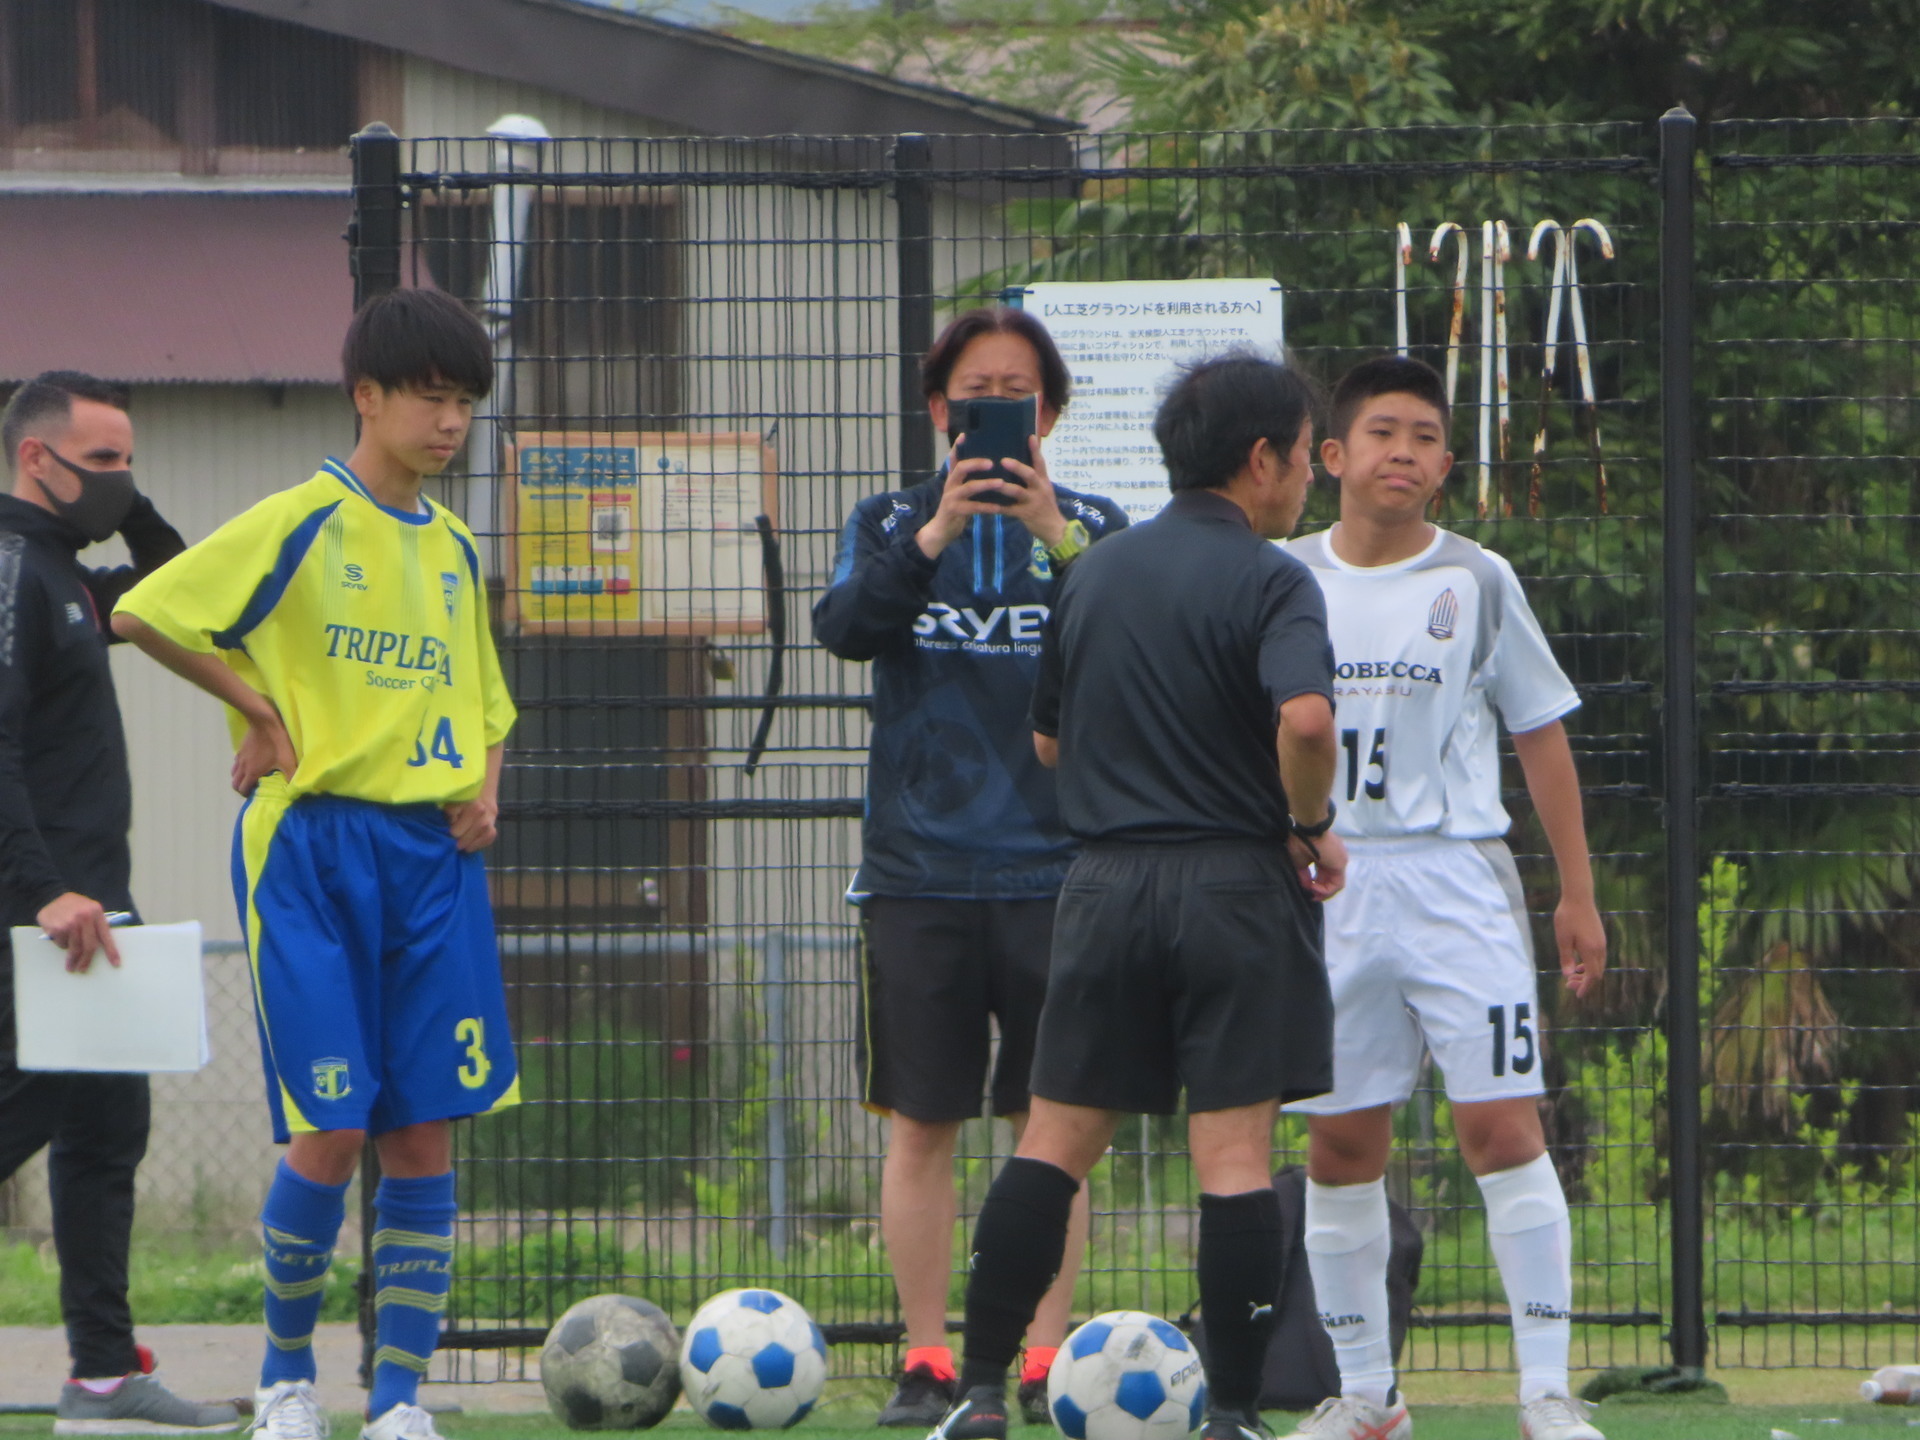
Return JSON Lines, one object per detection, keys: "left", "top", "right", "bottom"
{"left": 813, "top": 309, "right": 1128, "bottom": 1428}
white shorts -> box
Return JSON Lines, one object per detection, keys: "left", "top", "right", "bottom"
{"left": 1284, "top": 835, "right": 1546, "bottom": 1115}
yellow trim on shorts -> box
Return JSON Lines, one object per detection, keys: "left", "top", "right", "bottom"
{"left": 240, "top": 779, "right": 319, "bottom": 1135}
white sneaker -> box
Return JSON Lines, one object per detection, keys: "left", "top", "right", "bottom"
{"left": 1280, "top": 1396, "right": 1412, "bottom": 1440}
{"left": 249, "top": 1383, "right": 328, "bottom": 1440}
{"left": 1862, "top": 1366, "right": 1920, "bottom": 1404}
{"left": 358, "top": 1406, "right": 442, "bottom": 1440}
{"left": 1518, "top": 1396, "right": 1603, "bottom": 1440}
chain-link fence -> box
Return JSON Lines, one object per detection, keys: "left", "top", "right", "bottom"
{"left": 96, "top": 110, "right": 1912, "bottom": 1387}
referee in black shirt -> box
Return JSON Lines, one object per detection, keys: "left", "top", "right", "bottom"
{"left": 929, "top": 355, "right": 1344, "bottom": 1440}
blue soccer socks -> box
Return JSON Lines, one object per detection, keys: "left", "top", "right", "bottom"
{"left": 368, "top": 1172, "right": 458, "bottom": 1416}
{"left": 260, "top": 1160, "right": 350, "bottom": 1387}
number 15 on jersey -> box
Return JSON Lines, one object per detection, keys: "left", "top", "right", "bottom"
{"left": 1342, "top": 726, "right": 1387, "bottom": 802}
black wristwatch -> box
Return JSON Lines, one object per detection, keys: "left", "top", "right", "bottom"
{"left": 1291, "top": 805, "right": 1336, "bottom": 839}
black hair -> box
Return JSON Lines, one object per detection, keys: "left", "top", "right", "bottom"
{"left": 1153, "top": 351, "right": 1317, "bottom": 492}
{"left": 1330, "top": 354, "right": 1450, "bottom": 441}
{"left": 1, "top": 371, "right": 131, "bottom": 473}
{"left": 920, "top": 306, "right": 1072, "bottom": 414}
{"left": 340, "top": 287, "right": 494, "bottom": 399}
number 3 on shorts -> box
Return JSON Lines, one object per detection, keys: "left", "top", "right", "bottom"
{"left": 455, "top": 1017, "right": 491, "bottom": 1088}
{"left": 1487, "top": 1003, "right": 1535, "bottom": 1077}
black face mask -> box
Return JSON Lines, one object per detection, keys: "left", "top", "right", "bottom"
{"left": 43, "top": 447, "right": 137, "bottom": 543}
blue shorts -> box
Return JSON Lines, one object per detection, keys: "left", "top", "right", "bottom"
{"left": 232, "top": 778, "right": 519, "bottom": 1143}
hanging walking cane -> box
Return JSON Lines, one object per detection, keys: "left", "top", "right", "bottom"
{"left": 1567, "top": 218, "right": 1616, "bottom": 513}
{"left": 1428, "top": 221, "right": 1470, "bottom": 413}
{"left": 1493, "top": 220, "right": 1512, "bottom": 514}
{"left": 1526, "top": 219, "right": 1569, "bottom": 518}
{"left": 1394, "top": 222, "right": 1413, "bottom": 358}
{"left": 1430, "top": 221, "right": 1470, "bottom": 519}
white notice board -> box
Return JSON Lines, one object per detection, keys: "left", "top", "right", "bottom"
{"left": 1019, "top": 279, "right": 1286, "bottom": 524}
{"left": 12, "top": 921, "right": 209, "bottom": 1073}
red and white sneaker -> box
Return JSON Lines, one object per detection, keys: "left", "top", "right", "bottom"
{"left": 1279, "top": 1395, "right": 1412, "bottom": 1440}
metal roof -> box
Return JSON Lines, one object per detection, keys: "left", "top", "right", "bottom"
{"left": 0, "top": 194, "right": 351, "bottom": 384}
{"left": 210, "top": 0, "right": 1077, "bottom": 137}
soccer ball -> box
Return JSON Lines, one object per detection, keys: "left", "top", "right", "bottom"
{"left": 1048, "top": 1311, "right": 1207, "bottom": 1440}
{"left": 540, "top": 1293, "right": 682, "bottom": 1429}
{"left": 678, "top": 1287, "right": 828, "bottom": 1429}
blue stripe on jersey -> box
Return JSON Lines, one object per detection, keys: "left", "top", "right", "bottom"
{"left": 449, "top": 525, "right": 481, "bottom": 588}
{"left": 212, "top": 502, "right": 342, "bottom": 650}
{"left": 322, "top": 457, "right": 433, "bottom": 527}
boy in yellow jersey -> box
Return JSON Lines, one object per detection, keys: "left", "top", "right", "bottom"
{"left": 112, "top": 289, "right": 517, "bottom": 1440}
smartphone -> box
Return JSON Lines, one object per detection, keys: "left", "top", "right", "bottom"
{"left": 948, "top": 395, "right": 1038, "bottom": 505}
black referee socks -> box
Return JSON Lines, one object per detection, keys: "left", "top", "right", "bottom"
{"left": 1197, "top": 1187, "right": 1285, "bottom": 1413}
{"left": 959, "top": 1157, "right": 1081, "bottom": 1392}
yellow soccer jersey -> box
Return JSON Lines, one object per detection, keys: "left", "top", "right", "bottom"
{"left": 116, "top": 459, "right": 516, "bottom": 806}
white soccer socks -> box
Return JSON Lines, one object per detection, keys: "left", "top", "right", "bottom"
{"left": 1476, "top": 1153, "right": 1573, "bottom": 1404}
{"left": 1303, "top": 1178, "right": 1396, "bottom": 1407}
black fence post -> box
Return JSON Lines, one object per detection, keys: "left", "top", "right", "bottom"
{"left": 894, "top": 133, "right": 935, "bottom": 485}
{"left": 347, "top": 119, "right": 403, "bottom": 1391}
{"left": 1659, "top": 101, "right": 1707, "bottom": 1375}
{"left": 350, "top": 120, "right": 403, "bottom": 307}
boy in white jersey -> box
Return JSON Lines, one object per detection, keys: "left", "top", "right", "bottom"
{"left": 114, "top": 290, "right": 516, "bottom": 1440}
{"left": 1279, "top": 357, "right": 1607, "bottom": 1440}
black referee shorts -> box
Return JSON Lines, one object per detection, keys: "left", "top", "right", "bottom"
{"left": 858, "top": 896, "right": 1057, "bottom": 1123}
{"left": 1030, "top": 841, "right": 1332, "bottom": 1115}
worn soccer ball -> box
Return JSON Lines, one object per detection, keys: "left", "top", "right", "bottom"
{"left": 678, "top": 1287, "right": 828, "bottom": 1429}
{"left": 540, "top": 1293, "right": 683, "bottom": 1429}
{"left": 1048, "top": 1311, "right": 1207, "bottom": 1440}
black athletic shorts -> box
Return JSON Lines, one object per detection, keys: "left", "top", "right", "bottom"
{"left": 1030, "top": 841, "right": 1333, "bottom": 1115}
{"left": 858, "top": 895, "right": 1056, "bottom": 1123}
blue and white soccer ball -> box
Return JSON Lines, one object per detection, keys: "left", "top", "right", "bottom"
{"left": 678, "top": 1287, "right": 828, "bottom": 1430}
{"left": 1048, "top": 1311, "right": 1207, "bottom": 1440}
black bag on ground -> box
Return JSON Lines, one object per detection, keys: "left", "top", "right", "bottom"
{"left": 1189, "top": 1166, "right": 1424, "bottom": 1411}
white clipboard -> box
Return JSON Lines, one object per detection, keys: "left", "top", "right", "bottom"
{"left": 11, "top": 921, "right": 211, "bottom": 1073}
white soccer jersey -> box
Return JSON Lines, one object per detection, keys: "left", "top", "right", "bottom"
{"left": 1283, "top": 526, "right": 1578, "bottom": 840}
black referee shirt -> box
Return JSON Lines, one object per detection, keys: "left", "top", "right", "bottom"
{"left": 1030, "top": 488, "right": 1334, "bottom": 844}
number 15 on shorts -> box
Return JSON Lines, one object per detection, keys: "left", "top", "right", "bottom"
{"left": 1488, "top": 1003, "right": 1535, "bottom": 1077}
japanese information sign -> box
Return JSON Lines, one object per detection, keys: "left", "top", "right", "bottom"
{"left": 507, "top": 432, "right": 776, "bottom": 635}
{"left": 1019, "top": 278, "right": 1286, "bottom": 523}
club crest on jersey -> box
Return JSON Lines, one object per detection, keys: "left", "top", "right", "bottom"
{"left": 1028, "top": 540, "right": 1053, "bottom": 581}
{"left": 1427, "top": 587, "right": 1459, "bottom": 640}
{"left": 311, "top": 1057, "right": 352, "bottom": 1101}
{"left": 441, "top": 571, "right": 459, "bottom": 617}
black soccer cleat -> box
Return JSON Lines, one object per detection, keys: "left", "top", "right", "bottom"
{"left": 879, "top": 1365, "right": 958, "bottom": 1428}
{"left": 926, "top": 1385, "right": 1009, "bottom": 1440}
{"left": 1017, "top": 1376, "right": 1051, "bottom": 1427}
{"left": 1201, "top": 1406, "right": 1278, "bottom": 1440}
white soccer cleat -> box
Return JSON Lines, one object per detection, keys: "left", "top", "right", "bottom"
{"left": 249, "top": 1382, "right": 328, "bottom": 1440}
{"left": 1280, "top": 1395, "right": 1412, "bottom": 1440}
{"left": 357, "top": 1406, "right": 441, "bottom": 1440}
{"left": 1862, "top": 1366, "right": 1920, "bottom": 1404}
{"left": 1518, "top": 1395, "right": 1604, "bottom": 1440}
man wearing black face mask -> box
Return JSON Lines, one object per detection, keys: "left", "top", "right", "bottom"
{"left": 0, "top": 372, "right": 238, "bottom": 1431}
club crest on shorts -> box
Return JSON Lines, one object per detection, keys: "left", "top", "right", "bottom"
{"left": 1427, "top": 587, "right": 1459, "bottom": 640}
{"left": 441, "top": 571, "right": 460, "bottom": 618}
{"left": 311, "top": 1057, "right": 352, "bottom": 1101}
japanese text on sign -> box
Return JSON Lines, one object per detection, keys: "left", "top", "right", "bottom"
{"left": 1021, "top": 279, "right": 1286, "bottom": 524}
